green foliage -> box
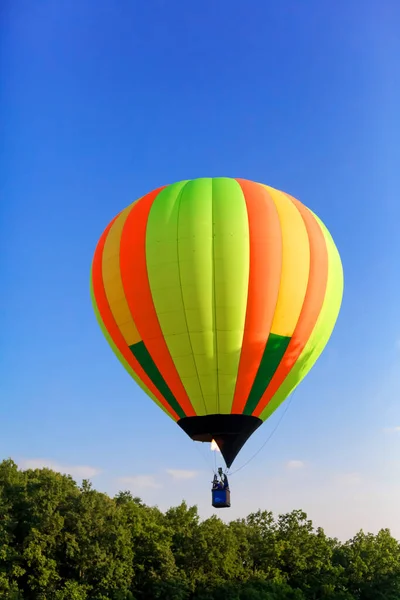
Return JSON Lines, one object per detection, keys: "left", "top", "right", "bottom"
{"left": 0, "top": 458, "right": 399, "bottom": 599}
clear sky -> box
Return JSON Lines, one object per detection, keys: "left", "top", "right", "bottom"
{"left": 1, "top": 0, "right": 400, "bottom": 540}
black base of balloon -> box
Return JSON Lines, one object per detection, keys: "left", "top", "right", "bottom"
{"left": 177, "top": 414, "right": 263, "bottom": 468}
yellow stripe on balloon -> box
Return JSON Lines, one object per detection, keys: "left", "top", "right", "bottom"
{"left": 262, "top": 185, "right": 310, "bottom": 338}
{"left": 258, "top": 211, "right": 343, "bottom": 422}
{"left": 102, "top": 203, "right": 142, "bottom": 347}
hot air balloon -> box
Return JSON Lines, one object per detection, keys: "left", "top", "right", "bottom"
{"left": 90, "top": 178, "right": 343, "bottom": 507}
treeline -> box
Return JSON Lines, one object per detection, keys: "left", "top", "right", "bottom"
{"left": 0, "top": 459, "right": 399, "bottom": 600}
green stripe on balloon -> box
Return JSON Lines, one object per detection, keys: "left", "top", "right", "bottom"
{"left": 129, "top": 341, "right": 186, "bottom": 419}
{"left": 208, "top": 178, "right": 250, "bottom": 414}
{"left": 144, "top": 181, "right": 207, "bottom": 413}
{"left": 243, "top": 333, "right": 291, "bottom": 415}
{"left": 172, "top": 178, "right": 215, "bottom": 416}
{"left": 145, "top": 177, "right": 250, "bottom": 416}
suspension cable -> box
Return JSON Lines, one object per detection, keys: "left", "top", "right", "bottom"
{"left": 228, "top": 394, "right": 295, "bottom": 476}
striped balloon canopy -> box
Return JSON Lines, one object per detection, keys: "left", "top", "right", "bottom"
{"left": 90, "top": 178, "right": 343, "bottom": 467}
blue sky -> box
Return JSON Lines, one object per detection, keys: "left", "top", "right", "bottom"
{"left": 1, "top": 0, "right": 400, "bottom": 539}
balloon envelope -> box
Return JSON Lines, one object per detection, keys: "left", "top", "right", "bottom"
{"left": 90, "top": 178, "right": 343, "bottom": 467}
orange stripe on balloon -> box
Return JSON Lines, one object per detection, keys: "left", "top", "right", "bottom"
{"left": 253, "top": 194, "right": 329, "bottom": 418}
{"left": 92, "top": 213, "right": 180, "bottom": 421}
{"left": 230, "top": 179, "right": 283, "bottom": 414}
{"left": 119, "top": 187, "right": 196, "bottom": 418}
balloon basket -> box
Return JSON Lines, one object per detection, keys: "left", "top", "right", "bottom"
{"left": 212, "top": 488, "right": 231, "bottom": 508}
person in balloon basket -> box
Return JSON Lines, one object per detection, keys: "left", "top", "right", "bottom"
{"left": 212, "top": 468, "right": 230, "bottom": 490}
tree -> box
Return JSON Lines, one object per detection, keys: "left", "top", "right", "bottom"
{"left": 339, "top": 529, "right": 400, "bottom": 599}
{"left": 0, "top": 459, "right": 399, "bottom": 600}
{"left": 59, "top": 479, "right": 134, "bottom": 598}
